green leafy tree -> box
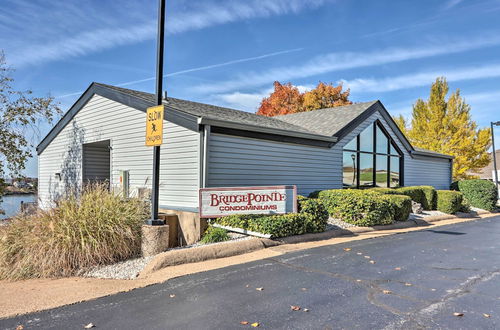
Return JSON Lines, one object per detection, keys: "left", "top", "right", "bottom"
{"left": 0, "top": 52, "right": 61, "bottom": 212}
{"left": 396, "top": 78, "right": 491, "bottom": 180}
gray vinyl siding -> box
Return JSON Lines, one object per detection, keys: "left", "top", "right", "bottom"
{"left": 207, "top": 134, "right": 337, "bottom": 196}
{"left": 207, "top": 110, "right": 451, "bottom": 195}
{"left": 404, "top": 156, "right": 452, "bottom": 189}
{"left": 38, "top": 94, "right": 200, "bottom": 210}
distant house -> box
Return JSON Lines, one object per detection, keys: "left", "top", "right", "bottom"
{"left": 471, "top": 150, "right": 500, "bottom": 180}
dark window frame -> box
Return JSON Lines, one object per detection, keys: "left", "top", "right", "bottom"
{"left": 343, "top": 120, "right": 404, "bottom": 188}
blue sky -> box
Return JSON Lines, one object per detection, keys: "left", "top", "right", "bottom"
{"left": 2, "top": 0, "right": 500, "bottom": 177}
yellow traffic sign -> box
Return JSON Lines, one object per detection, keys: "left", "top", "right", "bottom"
{"left": 146, "top": 105, "right": 164, "bottom": 146}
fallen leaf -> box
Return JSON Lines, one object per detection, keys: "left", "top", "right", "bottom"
{"left": 343, "top": 248, "right": 351, "bottom": 251}
{"left": 251, "top": 322, "right": 260, "bottom": 327}
{"left": 382, "top": 290, "right": 392, "bottom": 294}
{"left": 291, "top": 305, "right": 301, "bottom": 311}
{"left": 369, "top": 260, "right": 376, "bottom": 264}
{"left": 303, "top": 308, "right": 310, "bottom": 312}
{"left": 364, "top": 256, "right": 371, "bottom": 259}
{"left": 169, "top": 294, "right": 176, "bottom": 298}
{"left": 16, "top": 326, "right": 24, "bottom": 330}
{"left": 483, "top": 313, "right": 491, "bottom": 318}
{"left": 394, "top": 267, "right": 401, "bottom": 271}
{"left": 84, "top": 323, "right": 95, "bottom": 329}
{"left": 240, "top": 321, "right": 249, "bottom": 325}
{"left": 405, "top": 283, "right": 412, "bottom": 286}
{"left": 256, "top": 287, "right": 264, "bottom": 291}
{"left": 453, "top": 312, "right": 464, "bottom": 317}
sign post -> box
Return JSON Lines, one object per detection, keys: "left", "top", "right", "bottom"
{"left": 147, "top": 0, "right": 166, "bottom": 226}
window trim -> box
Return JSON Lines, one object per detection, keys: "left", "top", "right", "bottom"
{"left": 343, "top": 120, "right": 404, "bottom": 188}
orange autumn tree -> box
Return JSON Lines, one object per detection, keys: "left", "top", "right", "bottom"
{"left": 256, "top": 81, "right": 352, "bottom": 117}
{"left": 256, "top": 82, "right": 303, "bottom": 117}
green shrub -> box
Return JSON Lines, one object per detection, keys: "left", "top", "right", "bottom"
{"left": 436, "top": 190, "right": 464, "bottom": 214}
{"left": 297, "top": 195, "right": 329, "bottom": 232}
{"left": 0, "top": 184, "right": 149, "bottom": 280}
{"left": 212, "top": 196, "right": 329, "bottom": 237}
{"left": 214, "top": 213, "right": 310, "bottom": 238}
{"left": 395, "top": 187, "right": 429, "bottom": 210}
{"left": 451, "top": 179, "right": 498, "bottom": 211}
{"left": 317, "top": 189, "right": 393, "bottom": 226}
{"left": 369, "top": 187, "right": 399, "bottom": 194}
{"left": 381, "top": 194, "right": 412, "bottom": 221}
{"left": 200, "top": 226, "right": 230, "bottom": 244}
{"left": 415, "top": 186, "right": 438, "bottom": 210}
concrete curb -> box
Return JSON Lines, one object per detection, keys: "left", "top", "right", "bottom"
{"left": 139, "top": 238, "right": 280, "bottom": 278}
{"left": 140, "top": 211, "right": 495, "bottom": 277}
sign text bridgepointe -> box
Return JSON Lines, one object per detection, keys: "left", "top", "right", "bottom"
{"left": 199, "top": 185, "right": 297, "bottom": 218}
{"left": 145, "top": 105, "right": 164, "bottom": 146}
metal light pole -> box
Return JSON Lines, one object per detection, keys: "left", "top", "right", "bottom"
{"left": 148, "top": 0, "right": 166, "bottom": 226}
{"left": 491, "top": 121, "right": 500, "bottom": 192}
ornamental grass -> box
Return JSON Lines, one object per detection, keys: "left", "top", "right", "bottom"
{"left": 0, "top": 183, "right": 149, "bottom": 280}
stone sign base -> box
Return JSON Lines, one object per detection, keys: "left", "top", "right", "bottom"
{"left": 141, "top": 224, "right": 169, "bottom": 257}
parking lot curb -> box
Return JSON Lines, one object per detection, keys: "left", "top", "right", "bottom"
{"left": 140, "top": 211, "right": 496, "bottom": 277}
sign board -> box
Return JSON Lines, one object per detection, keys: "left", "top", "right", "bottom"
{"left": 145, "top": 105, "right": 164, "bottom": 146}
{"left": 199, "top": 185, "right": 297, "bottom": 218}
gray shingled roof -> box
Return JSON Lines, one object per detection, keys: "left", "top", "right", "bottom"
{"left": 275, "top": 101, "right": 378, "bottom": 137}
{"left": 95, "top": 83, "right": 320, "bottom": 136}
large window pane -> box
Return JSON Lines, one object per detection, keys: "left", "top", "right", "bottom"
{"left": 376, "top": 126, "right": 389, "bottom": 154}
{"left": 343, "top": 152, "right": 357, "bottom": 187}
{"left": 390, "top": 156, "right": 400, "bottom": 187}
{"left": 390, "top": 142, "right": 399, "bottom": 156}
{"left": 359, "top": 153, "right": 374, "bottom": 186}
{"left": 376, "top": 155, "right": 388, "bottom": 187}
{"left": 344, "top": 136, "right": 357, "bottom": 150}
{"left": 359, "top": 124, "right": 374, "bottom": 152}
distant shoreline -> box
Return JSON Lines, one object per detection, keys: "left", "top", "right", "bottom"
{"left": 4, "top": 191, "right": 36, "bottom": 196}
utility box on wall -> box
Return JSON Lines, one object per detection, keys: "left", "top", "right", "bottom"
{"left": 118, "top": 170, "right": 130, "bottom": 198}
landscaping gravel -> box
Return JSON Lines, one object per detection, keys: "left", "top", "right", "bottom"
{"left": 409, "top": 210, "right": 447, "bottom": 221}
{"left": 326, "top": 217, "right": 357, "bottom": 230}
{"left": 83, "top": 234, "right": 252, "bottom": 280}
{"left": 83, "top": 256, "right": 154, "bottom": 280}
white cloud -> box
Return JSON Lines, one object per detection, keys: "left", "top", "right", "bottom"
{"left": 342, "top": 63, "right": 500, "bottom": 93}
{"left": 1, "top": 0, "right": 330, "bottom": 67}
{"left": 56, "top": 48, "right": 303, "bottom": 99}
{"left": 442, "top": 0, "right": 465, "bottom": 10}
{"left": 193, "top": 35, "right": 500, "bottom": 94}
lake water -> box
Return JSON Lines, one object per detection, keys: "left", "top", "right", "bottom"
{"left": 0, "top": 194, "right": 36, "bottom": 219}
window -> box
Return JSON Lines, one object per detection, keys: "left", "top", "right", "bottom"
{"left": 342, "top": 120, "right": 403, "bottom": 188}
{"left": 359, "top": 124, "right": 373, "bottom": 152}
{"left": 343, "top": 152, "right": 357, "bottom": 188}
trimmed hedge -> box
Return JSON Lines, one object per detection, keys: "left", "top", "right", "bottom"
{"left": 436, "top": 190, "right": 463, "bottom": 214}
{"left": 395, "top": 187, "right": 429, "bottom": 210}
{"left": 212, "top": 196, "right": 329, "bottom": 238}
{"left": 381, "top": 195, "right": 412, "bottom": 221}
{"left": 214, "top": 213, "right": 310, "bottom": 237}
{"left": 297, "top": 195, "right": 329, "bottom": 233}
{"left": 414, "top": 186, "right": 438, "bottom": 210}
{"left": 451, "top": 179, "right": 498, "bottom": 211}
{"left": 317, "top": 189, "right": 393, "bottom": 226}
